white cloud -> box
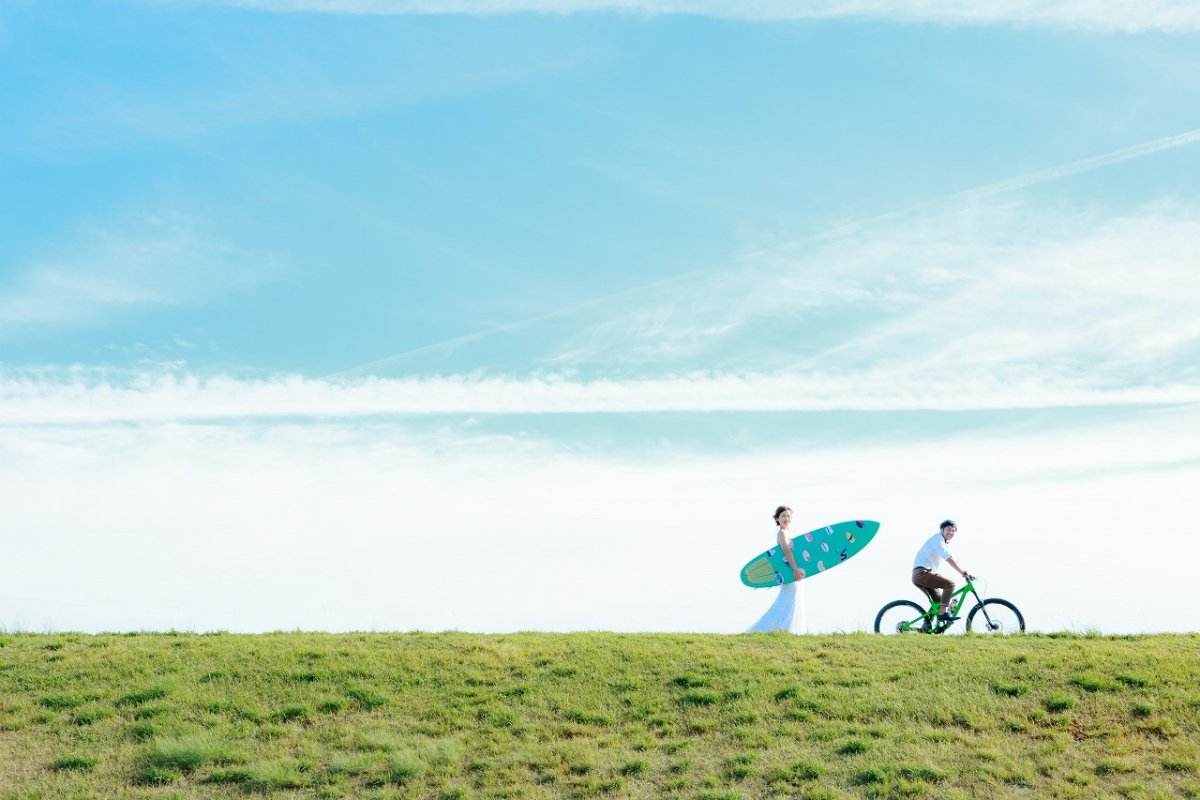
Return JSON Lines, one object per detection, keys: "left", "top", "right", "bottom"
{"left": 1, "top": 404, "right": 1196, "bottom": 633}
{"left": 2, "top": 364, "right": 1198, "bottom": 426}
{"left": 181, "top": 0, "right": 1200, "bottom": 33}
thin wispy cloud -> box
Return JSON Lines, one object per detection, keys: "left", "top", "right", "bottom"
{"left": 7, "top": 22, "right": 602, "bottom": 160}
{"left": 343, "top": 128, "right": 1200, "bottom": 378}
{"left": 0, "top": 213, "right": 277, "bottom": 336}
{"left": 186, "top": 0, "right": 1200, "bottom": 33}
{"left": 746, "top": 126, "right": 1200, "bottom": 258}
{"left": 404, "top": 203, "right": 1200, "bottom": 396}
{"left": 791, "top": 205, "right": 1200, "bottom": 370}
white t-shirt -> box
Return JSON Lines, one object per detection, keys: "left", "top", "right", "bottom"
{"left": 912, "top": 532, "right": 953, "bottom": 571}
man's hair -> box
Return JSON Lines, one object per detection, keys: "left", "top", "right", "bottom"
{"left": 940, "top": 519, "right": 957, "bottom": 531}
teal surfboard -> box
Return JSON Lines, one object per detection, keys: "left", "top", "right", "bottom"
{"left": 740, "top": 520, "right": 880, "bottom": 587}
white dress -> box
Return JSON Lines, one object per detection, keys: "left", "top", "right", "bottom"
{"left": 747, "top": 580, "right": 808, "bottom": 634}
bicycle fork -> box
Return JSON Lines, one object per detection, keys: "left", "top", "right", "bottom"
{"left": 966, "top": 587, "right": 995, "bottom": 631}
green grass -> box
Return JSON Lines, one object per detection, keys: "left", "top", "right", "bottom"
{"left": 51, "top": 755, "right": 98, "bottom": 772}
{"left": 0, "top": 632, "right": 1198, "bottom": 798}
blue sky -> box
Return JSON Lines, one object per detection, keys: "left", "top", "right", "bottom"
{"left": 2, "top": 1, "right": 1199, "bottom": 633}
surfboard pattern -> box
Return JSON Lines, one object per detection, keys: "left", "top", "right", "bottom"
{"left": 740, "top": 520, "right": 880, "bottom": 587}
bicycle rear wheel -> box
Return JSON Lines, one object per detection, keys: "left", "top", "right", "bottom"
{"left": 873, "top": 600, "right": 928, "bottom": 634}
{"left": 965, "top": 598, "right": 1025, "bottom": 633}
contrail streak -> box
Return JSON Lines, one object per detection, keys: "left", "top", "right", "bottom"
{"left": 958, "top": 127, "right": 1200, "bottom": 201}
{"left": 749, "top": 126, "right": 1200, "bottom": 255}
{"left": 325, "top": 270, "right": 703, "bottom": 378}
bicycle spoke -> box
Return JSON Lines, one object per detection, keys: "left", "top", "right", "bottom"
{"left": 966, "top": 598, "right": 1025, "bottom": 634}
{"left": 873, "top": 600, "right": 929, "bottom": 634}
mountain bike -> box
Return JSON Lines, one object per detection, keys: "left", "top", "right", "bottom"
{"left": 873, "top": 576, "right": 1024, "bottom": 634}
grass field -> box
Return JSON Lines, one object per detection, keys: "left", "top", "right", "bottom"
{"left": 1, "top": 632, "right": 1197, "bottom": 799}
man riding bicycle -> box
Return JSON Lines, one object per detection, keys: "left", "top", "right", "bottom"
{"left": 912, "top": 519, "right": 973, "bottom": 629}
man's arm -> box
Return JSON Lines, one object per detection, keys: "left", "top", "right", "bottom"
{"left": 946, "top": 557, "right": 972, "bottom": 580}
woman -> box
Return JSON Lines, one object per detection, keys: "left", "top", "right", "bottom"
{"left": 746, "top": 506, "right": 808, "bottom": 634}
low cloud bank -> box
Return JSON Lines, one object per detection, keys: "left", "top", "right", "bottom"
{"left": 2, "top": 368, "right": 1199, "bottom": 425}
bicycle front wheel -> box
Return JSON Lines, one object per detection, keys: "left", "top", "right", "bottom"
{"left": 965, "top": 598, "right": 1025, "bottom": 634}
{"left": 874, "top": 600, "right": 928, "bottom": 634}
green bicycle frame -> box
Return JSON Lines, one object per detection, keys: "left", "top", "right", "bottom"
{"left": 900, "top": 579, "right": 984, "bottom": 632}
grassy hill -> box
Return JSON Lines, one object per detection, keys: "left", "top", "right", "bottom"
{"left": 0, "top": 632, "right": 1197, "bottom": 799}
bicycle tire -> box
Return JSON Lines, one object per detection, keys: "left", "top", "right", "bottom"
{"left": 965, "top": 598, "right": 1025, "bottom": 634}
{"left": 873, "top": 600, "right": 928, "bottom": 634}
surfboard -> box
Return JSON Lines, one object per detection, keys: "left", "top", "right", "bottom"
{"left": 740, "top": 520, "right": 880, "bottom": 587}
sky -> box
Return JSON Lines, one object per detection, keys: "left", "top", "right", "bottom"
{"left": 1, "top": 1, "right": 1199, "bottom": 634}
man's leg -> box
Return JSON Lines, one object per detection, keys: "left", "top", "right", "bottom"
{"left": 912, "top": 570, "right": 955, "bottom": 616}
{"left": 910, "top": 574, "right": 939, "bottom": 630}
{"left": 913, "top": 578, "right": 939, "bottom": 609}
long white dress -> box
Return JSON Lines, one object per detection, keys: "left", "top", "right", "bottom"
{"left": 747, "top": 580, "right": 808, "bottom": 634}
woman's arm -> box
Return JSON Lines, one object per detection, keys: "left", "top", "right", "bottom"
{"left": 778, "top": 529, "right": 804, "bottom": 581}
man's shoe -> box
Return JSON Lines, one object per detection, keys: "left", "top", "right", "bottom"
{"left": 934, "top": 613, "right": 959, "bottom": 632}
